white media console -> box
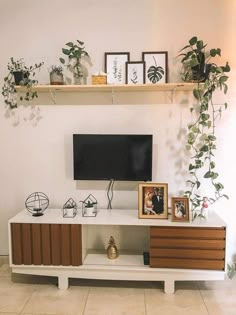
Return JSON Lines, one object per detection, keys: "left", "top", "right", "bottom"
{"left": 8, "top": 209, "right": 226, "bottom": 293}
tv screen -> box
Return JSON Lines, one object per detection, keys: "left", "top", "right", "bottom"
{"left": 73, "top": 134, "right": 152, "bottom": 181}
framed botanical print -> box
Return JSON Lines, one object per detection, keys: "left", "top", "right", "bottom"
{"left": 104, "top": 52, "right": 130, "bottom": 84}
{"left": 138, "top": 183, "right": 168, "bottom": 219}
{"left": 126, "top": 61, "right": 145, "bottom": 84}
{"left": 171, "top": 197, "right": 190, "bottom": 222}
{"left": 142, "top": 51, "right": 168, "bottom": 84}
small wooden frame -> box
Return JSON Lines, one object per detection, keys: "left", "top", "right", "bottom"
{"left": 105, "top": 52, "right": 130, "bottom": 84}
{"left": 126, "top": 61, "right": 145, "bottom": 84}
{"left": 171, "top": 197, "right": 190, "bottom": 222}
{"left": 138, "top": 183, "right": 168, "bottom": 219}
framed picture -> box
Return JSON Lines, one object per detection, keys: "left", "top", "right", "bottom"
{"left": 105, "top": 52, "right": 130, "bottom": 84}
{"left": 126, "top": 61, "right": 145, "bottom": 84}
{"left": 142, "top": 51, "right": 168, "bottom": 84}
{"left": 138, "top": 183, "right": 168, "bottom": 219}
{"left": 171, "top": 197, "right": 190, "bottom": 222}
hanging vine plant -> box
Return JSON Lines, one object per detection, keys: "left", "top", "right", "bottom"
{"left": 179, "top": 37, "right": 230, "bottom": 219}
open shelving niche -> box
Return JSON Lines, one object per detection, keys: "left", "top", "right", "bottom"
{"left": 15, "top": 83, "right": 198, "bottom": 105}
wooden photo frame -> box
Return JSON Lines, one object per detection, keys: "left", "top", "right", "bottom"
{"left": 138, "top": 183, "right": 168, "bottom": 219}
{"left": 171, "top": 197, "right": 190, "bottom": 222}
{"left": 126, "top": 61, "right": 145, "bottom": 84}
{"left": 104, "top": 52, "right": 130, "bottom": 84}
{"left": 142, "top": 51, "right": 168, "bottom": 84}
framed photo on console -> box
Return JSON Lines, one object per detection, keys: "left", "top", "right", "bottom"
{"left": 142, "top": 51, "right": 168, "bottom": 84}
{"left": 171, "top": 197, "right": 190, "bottom": 222}
{"left": 126, "top": 61, "right": 145, "bottom": 84}
{"left": 105, "top": 52, "right": 130, "bottom": 84}
{"left": 138, "top": 183, "right": 168, "bottom": 219}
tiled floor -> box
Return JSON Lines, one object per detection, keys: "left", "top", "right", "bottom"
{"left": 0, "top": 256, "right": 235, "bottom": 315}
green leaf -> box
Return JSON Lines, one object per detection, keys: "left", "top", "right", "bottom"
{"left": 189, "top": 164, "right": 195, "bottom": 171}
{"left": 192, "top": 126, "right": 200, "bottom": 133}
{"left": 59, "top": 58, "right": 65, "bottom": 64}
{"left": 224, "top": 103, "right": 228, "bottom": 109}
{"left": 212, "top": 172, "right": 219, "bottom": 179}
{"left": 208, "top": 135, "right": 216, "bottom": 141}
{"left": 210, "top": 161, "right": 216, "bottom": 169}
{"left": 65, "top": 42, "right": 74, "bottom": 47}
{"left": 204, "top": 171, "right": 211, "bottom": 178}
{"left": 62, "top": 48, "right": 70, "bottom": 55}
{"left": 207, "top": 120, "right": 212, "bottom": 128}
{"left": 185, "top": 144, "right": 191, "bottom": 151}
{"left": 189, "top": 36, "right": 198, "bottom": 45}
{"left": 200, "top": 145, "right": 209, "bottom": 152}
{"left": 223, "top": 194, "right": 229, "bottom": 200}
{"left": 196, "top": 181, "right": 200, "bottom": 189}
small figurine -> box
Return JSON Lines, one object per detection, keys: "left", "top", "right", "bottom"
{"left": 107, "top": 236, "right": 119, "bottom": 259}
{"left": 201, "top": 196, "right": 209, "bottom": 219}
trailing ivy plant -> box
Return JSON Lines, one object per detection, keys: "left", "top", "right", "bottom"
{"left": 181, "top": 38, "right": 230, "bottom": 219}
{"left": 2, "top": 57, "right": 44, "bottom": 109}
{"left": 227, "top": 263, "right": 236, "bottom": 279}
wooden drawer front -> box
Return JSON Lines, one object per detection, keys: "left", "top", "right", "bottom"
{"left": 150, "top": 226, "right": 226, "bottom": 270}
{"left": 150, "top": 227, "right": 226, "bottom": 239}
{"left": 11, "top": 223, "right": 82, "bottom": 266}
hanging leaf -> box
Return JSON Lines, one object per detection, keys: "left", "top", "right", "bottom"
{"left": 147, "top": 66, "right": 164, "bottom": 83}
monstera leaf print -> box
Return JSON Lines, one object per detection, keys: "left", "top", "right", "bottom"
{"left": 147, "top": 56, "right": 164, "bottom": 83}
{"left": 147, "top": 65, "right": 164, "bottom": 83}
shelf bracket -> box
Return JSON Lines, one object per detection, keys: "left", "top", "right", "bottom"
{"left": 49, "top": 88, "right": 57, "bottom": 105}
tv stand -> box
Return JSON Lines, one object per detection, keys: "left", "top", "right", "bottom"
{"left": 8, "top": 209, "right": 226, "bottom": 293}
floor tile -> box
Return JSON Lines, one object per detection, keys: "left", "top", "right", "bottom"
{"left": 84, "top": 287, "right": 145, "bottom": 315}
{"left": 200, "top": 287, "right": 236, "bottom": 315}
{"left": 22, "top": 284, "right": 89, "bottom": 315}
{"left": 145, "top": 287, "right": 208, "bottom": 315}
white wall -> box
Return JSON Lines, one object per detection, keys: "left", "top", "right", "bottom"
{"left": 0, "top": 0, "right": 235, "bottom": 260}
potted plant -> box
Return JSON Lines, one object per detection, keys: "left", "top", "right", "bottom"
{"left": 178, "top": 36, "right": 222, "bottom": 82}
{"left": 59, "top": 39, "right": 89, "bottom": 84}
{"left": 2, "top": 57, "right": 44, "bottom": 109}
{"left": 49, "top": 65, "right": 64, "bottom": 85}
{"left": 180, "top": 37, "right": 230, "bottom": 219}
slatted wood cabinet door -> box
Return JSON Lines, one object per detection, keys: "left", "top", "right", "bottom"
{"left": 11, "top": 223, "right": 82, "bottom": 266}
{"left": 150, "top": 226, "right": 226, "bottom": 270}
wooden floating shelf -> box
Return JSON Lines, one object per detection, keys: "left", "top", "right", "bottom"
{"left": 15, "top": 83, "right": 199, "bottom": 93}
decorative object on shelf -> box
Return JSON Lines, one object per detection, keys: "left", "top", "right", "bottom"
{"left": 143, "top": 252, "right": 150, "bottom": 265}
{"left": 199, "top": 196, "right": 209, "bottom": 220}
{"left": 125, "top": 61, "right": 145, "bottom": 84}
{"left": 171, "top": 197, "right": 190, "bottom": 222}
{"left": 62, "top": 198, "right": 77, "bottom": 218}
{"left": 25, "top": 192, "right": 49, "bottom": 217}
{"left": 59, "top": 39, "right": 90, "bottom": 85}
{"left": 142, "top": 51, "right": 168, "bottom": 84}
{"left": 49, "top": 65, "right": 64, "bottom": 85}
{"left": 81, "top": 194, "right": 97, "bottom": 217}
{"left": 180, "top": 37, "right": 230, "bottom": 220}
{"left": 138, "top": 183, "right": 168, "bottom": 219}
{"left": 91, "top": 71, "right": 107, "bottom": 85}
{"left": 107, "top": 236, "right": 119, "bottom": 259}
{"left": 105, "top": 52, "right": 130, "bottom": 84}
{"left": 177, "top": 36, "right": 221, "bottom": 82}
{"left": 227, "top": 263, "right": 236, "bottom": 279}
{"left": 2, "top": 57, "right": 44, "bottom": 109}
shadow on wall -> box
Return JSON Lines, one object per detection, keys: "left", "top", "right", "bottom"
{"left": 4, "top": 104, "right": 43, "bottom": 127}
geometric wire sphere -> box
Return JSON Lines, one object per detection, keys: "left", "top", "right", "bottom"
{"left": 25, "top": 192, "right": 49, "bottom": 216}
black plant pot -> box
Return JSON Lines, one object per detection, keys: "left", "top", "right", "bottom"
{"left": 191, "top": 63, "right": 211, "bottom": 82}
{"left": 13, "top": 71, "right": 28, "bottom": 85}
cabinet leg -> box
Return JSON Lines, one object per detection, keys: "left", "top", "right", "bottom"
{"left": 164, "top": 280, "right": 175, "bottom": 294}
{"left": 58, "top": 276, "right": 69, "bottom": 290}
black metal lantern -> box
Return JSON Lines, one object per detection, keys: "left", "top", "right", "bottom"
{"left": 25, "top": 192, "right": 49, "bottom": 216}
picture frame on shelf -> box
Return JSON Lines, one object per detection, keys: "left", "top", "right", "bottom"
{"left": 125, "top": 61, "right": 145, "bottom": 84}
{"left": 138, "top": 183, "right": 168, "bottom": 219}
{"left": 171, "top": 197, "right": 190, "bottom": 222}
{"left": 105, "top": 52, "right": 130, "bottom": 84}
{"left": 142, "top": 51, "right": 168, "bottom": 84}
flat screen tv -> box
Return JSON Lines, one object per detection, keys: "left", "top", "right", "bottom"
{"left": 73, "top": 134, "right": 152, "bottom": 181}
